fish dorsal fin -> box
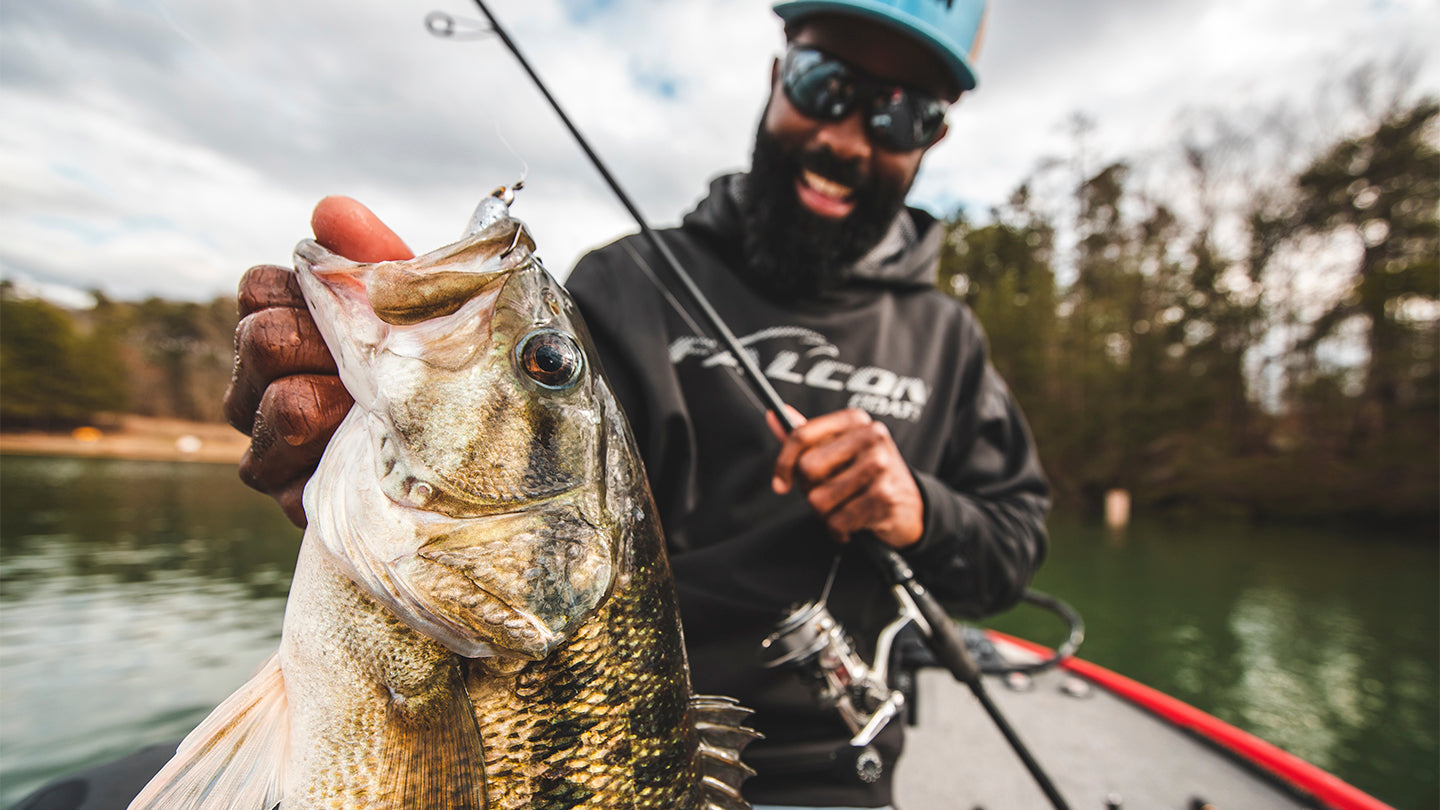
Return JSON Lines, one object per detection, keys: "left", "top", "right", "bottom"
{"left": 127, "top": 651, "right": 288, "bottom": 810}
{"left": 689, "top": 695, "right": 761, "bottom": 810}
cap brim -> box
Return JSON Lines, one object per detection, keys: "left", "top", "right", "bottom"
{"left": 773, "top": 0, "right": 979, "bottom": 93}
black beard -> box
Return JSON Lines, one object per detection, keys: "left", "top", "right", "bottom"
{"left": 736, "top": 119, "right": 910, "bottom": 300}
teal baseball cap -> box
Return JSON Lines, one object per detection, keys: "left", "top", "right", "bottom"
{"left": 772, "top": 0, "right": 988, "bottom": 92}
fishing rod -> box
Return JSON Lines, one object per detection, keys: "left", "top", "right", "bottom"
{"left": 441, "top": 4, "right": 1072, "bottom": 808}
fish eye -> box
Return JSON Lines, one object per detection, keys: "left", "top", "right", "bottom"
{"left": 516, "top": 330, "right": 584, "bottom": 390}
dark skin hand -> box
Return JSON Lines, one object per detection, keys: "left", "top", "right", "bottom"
{"left": 767, "top": 406, "right": 925, "bottom": 550}
{"left": 223, "top": 196, "right": 413, "bottom": 527}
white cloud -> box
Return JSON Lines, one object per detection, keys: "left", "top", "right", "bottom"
{"left": 1, "top": 0, "right": 1436, "bottom": 304}
{"left": 918, "top": 0, "right": 1440, "bottom": 217}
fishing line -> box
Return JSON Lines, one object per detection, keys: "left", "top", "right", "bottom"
{"left": 817, "top": 552, "right": 843, "bottom": 606}
{"left": 492, "top": 125, "right": 531, "bottom": 191}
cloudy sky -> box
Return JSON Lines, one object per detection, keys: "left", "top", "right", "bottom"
{"left": 1, "top": 0, "right": 1436, "bottom": 306}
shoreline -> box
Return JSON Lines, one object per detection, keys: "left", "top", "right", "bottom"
{"left": 0, "top": 415, "right": 247, "bottom": 465}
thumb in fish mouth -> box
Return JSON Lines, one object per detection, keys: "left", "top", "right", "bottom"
{"left": 311, "top": 195, "right": 415, "bottom": 263}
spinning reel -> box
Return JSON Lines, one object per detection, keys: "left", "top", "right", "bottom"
{"left": 760, "top": 583, "right": 928, "bottom": 756}
{"left": 760, "top": 581, "right": 1084, "bottom": 784}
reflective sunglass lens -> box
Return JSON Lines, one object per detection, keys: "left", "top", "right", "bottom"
{"left": 784, "top": 50, "right": 854, "bottom": 121}
{"left": 783, "top": 47, "right": 946, "bottom": 151}
{"left": 869, "top": 94, "right": 945, "bottom": 151}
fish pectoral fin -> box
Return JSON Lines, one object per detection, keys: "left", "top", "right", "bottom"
{"left": 690, "top": 695, "right": 761, "bottom": 809}
{"left": 127, "top": 651, "right": 288, "bottom": 810}
{"left": 378, "top": 665, "right": 487, "bottom": 809}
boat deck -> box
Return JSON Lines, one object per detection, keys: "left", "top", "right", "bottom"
{"left": 894, "top": 662, "right": 1320, "bottom": 810}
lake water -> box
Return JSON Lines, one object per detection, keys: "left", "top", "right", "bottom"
{"left": 0, "top": 456, "right": 1435, "bottom": 809}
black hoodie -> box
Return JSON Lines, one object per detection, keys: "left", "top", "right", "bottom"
{"left": 566, "top": 173, "right": 1050, "bottom": 807}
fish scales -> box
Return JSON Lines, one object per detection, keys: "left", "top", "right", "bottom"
{"left": 466, "top": 409, "right": 700, "bottom": 810}
{"left": 128, "top": 192, "right": 756, "bottom": 810}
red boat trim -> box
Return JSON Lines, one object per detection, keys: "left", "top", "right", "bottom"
{"left": 987, "top": 630, "right": 1396, "bottom": 810}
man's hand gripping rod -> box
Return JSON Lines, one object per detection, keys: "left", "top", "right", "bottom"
{"left": 455, "top": 4, "right": 1071, "bottom": 807}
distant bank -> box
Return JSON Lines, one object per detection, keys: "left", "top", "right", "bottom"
{"left": 0, "top": 414, "right": 246, "bottom": 465}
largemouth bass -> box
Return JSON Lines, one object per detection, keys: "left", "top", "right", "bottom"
{"left": 129, "top": 191, "right": 756, "bottom": 810}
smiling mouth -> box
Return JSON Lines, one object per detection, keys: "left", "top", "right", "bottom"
{"left": 797, "top": 169, "right": 856, "bottom": 218}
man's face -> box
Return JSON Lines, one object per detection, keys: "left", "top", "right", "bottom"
{"left": 739, "top": 14, "right": 955, "bottom": 297}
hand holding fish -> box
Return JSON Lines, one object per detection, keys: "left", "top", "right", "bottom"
{"left": 223, "top": 197, "right": 410, "bottom": 526}
{"left": 767, "top": 406, "right": 925, "bottom": 550}
{"left": 141, "top": 195, "right": 756, "bottom": 809}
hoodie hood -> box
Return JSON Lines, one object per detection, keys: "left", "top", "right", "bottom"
{"left": 680, "top": 173, "right": 943, "bottom": 296}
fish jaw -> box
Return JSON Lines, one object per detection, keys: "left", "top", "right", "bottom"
{"left": 297, "top": 214, "right": 625, "bottom": 661}
{"left": 292, "top": 215, "right": 530, "bottom": 412}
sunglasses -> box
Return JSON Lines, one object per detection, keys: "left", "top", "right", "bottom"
{"left": 780, "top": 46, "right": 949, "bottom": 152}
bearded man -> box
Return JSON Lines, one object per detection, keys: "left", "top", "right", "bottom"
{"left": 216, "top": 1, "right": 1050, "bottom": 809}
{"left": 555, "top": 4, "right": 1050, "bottom": 807}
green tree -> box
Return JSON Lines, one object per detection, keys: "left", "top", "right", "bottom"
{"left": 939, "top": 187, "right": 1058, "bottom": 410}
{"left": 126, "top": 297, "right": 238, "bottom": 421}
{"left": 71, "top": 290, "right": 131, "bottom": 415}
{"left": 1289, "top": 100, "right": 1439, "bottom": 436}
{"left": 0, "top": 283, "right": 92, "bottom": 427}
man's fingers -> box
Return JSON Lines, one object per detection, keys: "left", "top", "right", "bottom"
{"left": 263, "top": 374, "right": 353, "bottom": 448}
{"left": 225, "top": 307, "right": 339, "bottom": 433}
{"left": 228, "top": 193, "right": 405, "bottom": 530}
{"left": 795, "top": 421, "right": 890, "bottom": 489}
{"left": 271, "top": 478, "right": 310, "bottom": 529}
{"left": 238, "top": 374, "right": 351, "bottom": 502}
{"left": 803, "top": 445, "right": 887, "bottom": 516}
{"left": 237, "top": 264, "right": 305, "bottom": 318}
{"left": 766, "top": 409, "right": 788, "bottom": 443}
{"left": 824, "top": 491, "right": 890, "bottom": 539}
{"left": 770, "top": 409, "right": 924, "bottom": 549}
{"left": 787, "top": 408, "right": 873, "bottom": 453}
{"left": 312, "top": 196, "right": 414, "bottom": 263}
{"left": 773, "top": 409, "right": 878, "bottom": 494}
{"left": 812, "top": 463, "right": 924, "bottom": 550}
{"left": 228, "top": 263, "right": 316, "bottom": 432}
{"left": 768, "top": 408, "right": 805, "bottom": 492}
